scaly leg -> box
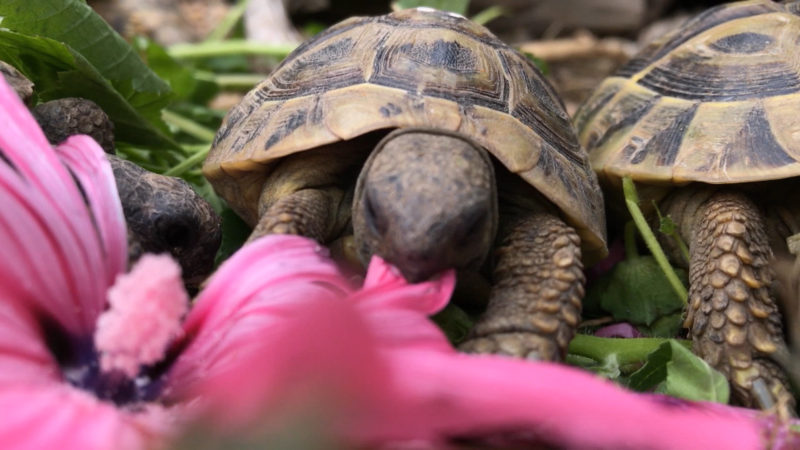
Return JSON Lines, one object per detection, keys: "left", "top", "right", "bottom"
{"left": 248, "top": 187, "right": 344, "bottom": 243}
{"left": 687, "top": 191, "right": 794, "bottom": 414}
{"left": 459, "top": 211, "right": 584, "bottom": 361}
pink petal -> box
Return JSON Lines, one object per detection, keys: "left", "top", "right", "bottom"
{"left": 0, "top": 297, "right": 58, "bottom": 384}
{"left": 182, "top": 292, "right": 389, "bottom": 431}
{"left": 55, "top": 136, "right": 126, "bottom": 284}
{"left": 166, "top": 235, "right": 356, "bottom": 396}
{"left": 0, "top": 383, "right": 173, "bottom": 450}
{"left": 0, "top": 76, "right": 122, "bottom": 334}
{"left": 369, "top": 350, "right": 776, "bottom": 449}
{"left": 351, "top": 257, "right": 456, "bottom": 353}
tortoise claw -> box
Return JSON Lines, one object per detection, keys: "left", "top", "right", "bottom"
{"left": 459, "top": 333, "right": 560, "bottom": 361}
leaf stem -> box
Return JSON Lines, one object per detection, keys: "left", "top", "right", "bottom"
{"left": 162, "top": 110, "right": 217, "bottom": 142}
{"left": 653, "top": 201, "right": 690, "bottom": 264}
{"left": 622, "top": 177, "right": 688, "bottom": 303}
{"left": 471, "top": 6, "right": 506, "bottom": 25}
{"left": 168, "top": 40, "right": 296, "bottom": 59}
{"left": 164, "top": 146, "right": 210, "bottom": 177}
{"left": 194, "top": 71, "right": 265, "bottom": 89}
{"left": 569, "top": 334, "right": 690, "bottom": 366}
{"left": 205, "top": 0, "right": 250, "bottom": 42}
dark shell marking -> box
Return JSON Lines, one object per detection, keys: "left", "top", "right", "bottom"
{"left": 207, "top": 7, "right": 606, "bottom": 258}
{"left": 575, "top": 0, "right": 800, "bottom": 184}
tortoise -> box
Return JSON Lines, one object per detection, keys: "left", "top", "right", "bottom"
{"left": 27, "top": 95, "right": 222, "bottom": 289}
{"left": 574, "top": 0, "right": 800, "bottom": 413}
{"left": 204, "top": 7, "right": 608, "bottom": 361}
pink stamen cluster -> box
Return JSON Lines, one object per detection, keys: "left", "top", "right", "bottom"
{"left": 94, "top": 254, "right": 188, "bottom": 378}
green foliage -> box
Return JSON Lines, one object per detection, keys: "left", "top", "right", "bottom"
{"left": 133, "top": 37, "right": 218, "bottom": 104}
{"left": 523, "top": 52, "right": 550, "bottom": 76}
{"left": 623, "top": 177, "right": 688, "bottom": 302}
{"left": 391, "top": 0, "right": 470, "bottom": 15}
{"left": 638, "top": 312, "right": 683, "bottom": 338}
{"left": 432, "top": 303, "right": 474, "bottom": 344}
{"left": 628, "top": 340, "right": 730, "bottom": 403}
{"left": 655, "top": 203, "right": 690, "bottom": 265}
{"left": 567, "top": 353, "right": 621, "bottom": 379}
{"left": 587, "top": 256, "right": 686, "bottom": 327}
{"left": 470, "top": 6, "right": 506, "bottom": 25}
{"left": 0, "top": 0, "right": 169, "bottom": 95}
{"left": 214, "top": 209, "right": 253, "bottom": 267}
{"left": 0, "top": 1, "right": 180, "bottom": 152}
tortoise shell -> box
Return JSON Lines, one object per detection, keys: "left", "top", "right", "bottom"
{"left": 574, "top": 0, "right": 800, "bottom": 185}
{"left": 205, "top": 7, "right": 606, "bottom": 258}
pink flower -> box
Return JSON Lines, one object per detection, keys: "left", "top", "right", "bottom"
{"left": 1, "top": 72, "right": 797, "bottom": 450}
{"left": 0, "top": 74, "right": 361, "bottom": 449}
{"left": 187, "top": 253, "right": 799, "bottom": 449}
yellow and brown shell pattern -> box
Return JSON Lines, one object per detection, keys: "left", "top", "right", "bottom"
{"left": 574, "top": 0, "right": 800, "bottom": 185}
{"left": 205, "top": 7, "right": 607, "bottom": 259}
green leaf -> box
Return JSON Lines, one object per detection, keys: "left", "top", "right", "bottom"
{"left": 623, "top": 177, "right": 688, "bottom": 302}
{"left": 638, "top": 312, "right": 683, "bottom": 338}
{"left": 133, "top": 37, "right": 199, "bottom": 102}
{"left": 432, "top": 303, "right": 473, "bottom": 344}
{"left": 0, "top": 31, "right": 180, "bottom": 152}
{"left": 592, "top": 256, "right": 686, "bottom": 326}
{"left": 0, "top": 0, "right": 169, "bottom": 94}
{"left": 566, "top": 353, "right": 621, "bottom": 379}
{"left": 628, "top": 340, "right": 729, "bottom": 403}
{"left": 523, "top": 52, "right": 550, "bottom": 76}
{"left": 214, "top": 207, "right": 252, "bottom": 266}
{"left": 391, "top": 0, "right": 470, "bottom": 15}
{"left": 627, "top": 340, "right": 672, "bottom": 392}
{"left": 664, "top": 342, "right": 729, "bottom": 403}
{"left": 568, "top": 334, "right": 685, "bottom": 368}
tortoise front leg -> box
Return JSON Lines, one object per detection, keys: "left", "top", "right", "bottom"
{"left": 249, "top": 188, "right": 343, "bottom": 243}
{"left": 459, "top": 211, "right": 584, "bottom": 361}
{"left": 686, "top": 191, "right": 795, "bottom": 414}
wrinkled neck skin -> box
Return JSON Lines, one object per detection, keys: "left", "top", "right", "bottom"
{"left": 352, "top": 129, "right": 498, "bottom": 283}
{"left": 658, "top": 183, "right": 800, "bottom": 265}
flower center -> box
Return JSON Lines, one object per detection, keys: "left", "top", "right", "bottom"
{"left": 49, "top": 254, "right": 188, "bottom": 406}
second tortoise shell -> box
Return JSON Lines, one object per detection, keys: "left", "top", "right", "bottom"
{"left": 204, "top": 7, "right": 607, "bottom": 258}
{"left": 574, "top": 0, "right": 800, "bottom": 186}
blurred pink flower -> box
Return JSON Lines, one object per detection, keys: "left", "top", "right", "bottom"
{"left": 0, "top": 74, "right": 368, "bottom": 449}
{"left": 1, "top": 72, "right": 797, "bottom": 450}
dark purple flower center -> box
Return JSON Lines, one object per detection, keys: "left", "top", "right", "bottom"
{"left": 42, "top": 317, "right": 166, "bottom": 407}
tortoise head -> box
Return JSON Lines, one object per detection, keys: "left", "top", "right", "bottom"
{"left": 353, "top": 128, "right": 498, "bottom": 282}
{"left": 111, "top": 156, "right": 222, "bottom": 289}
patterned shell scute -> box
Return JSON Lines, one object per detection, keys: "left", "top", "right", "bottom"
{"left": 206, "top": 7, "right": 606, "bottom": 256}
{"left": 575, "top": 0, "right": 800, "bottom": 185}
